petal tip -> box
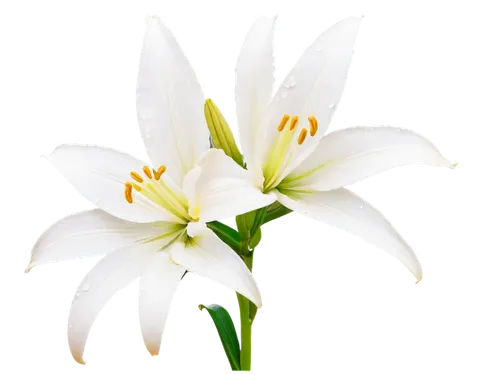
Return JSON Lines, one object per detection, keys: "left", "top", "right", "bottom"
{"left": 450, "top": 160, "right": 462, "bottom": 171}
{"left": 24, "top": 263, "right": 34, "bottom": 273}
{"left": 70, "top": 356, "right": 89, "bottom": 368}
{"left": 143, "top": 345, "right": 163, "bottom": 359}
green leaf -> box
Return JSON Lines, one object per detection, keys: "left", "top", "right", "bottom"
{"left": 199, "top": 304, "right": 241, "bottom": 371}
{"left": 263, "top": 202, "right": 292, "bottom": 224}
{"left": 206, "top": 221, "right": 241, "bottom": 253}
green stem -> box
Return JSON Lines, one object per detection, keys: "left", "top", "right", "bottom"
{"left": 237, "top": 254, "right": 254, "bottom": 371}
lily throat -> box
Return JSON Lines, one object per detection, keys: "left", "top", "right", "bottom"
{"left": 123, "top": 165, "right": 192, "bottom": 223}
{"left": 262, "top": 113, "right": 318, "bottom": 191}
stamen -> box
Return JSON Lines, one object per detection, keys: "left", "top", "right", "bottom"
{"left": 132, "top": 183, "right": 142, "bottom": 192}
{"left": 130, "top": 171, "right": 144, "bottom": 183}
{"left": 124, "top": 183, "right": 133, "bottom": 203}
{"left": 154, "top": 165, "right": 167, "bottom": 180}
{"left": 289, "top": 116, "right": 299, "bottom": 131}
{"left": 143, "top": 166, "right": 153, "bottom": 179}
{"left": 277, "top": 114, "right": 290, "bottom": 132}
{"left": 308, "top": 116, "right": 318, "bottom": 136}
{"left": 298, "top": 128, "right": 308, "bottom": 145}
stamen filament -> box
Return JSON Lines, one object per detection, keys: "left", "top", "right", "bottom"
{"left": 159, "top": 180, "right": 189, "bottom": 206}
{"left": 146, "top": 183, "right": 190, "bottom": 222}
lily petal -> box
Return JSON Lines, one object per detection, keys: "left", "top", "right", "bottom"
{"left": 171, "top": 231, "right": 262, "bottom": 307}
{"left": 139, "top": 248, "right": 186, "bottom": 356}
{"left": 137, "top": 16, "right": 209, "bottom": 187}
{"left": 236, "top": 16, "right": 276, "bottom": 167}
{"left": 282, "top": 126, "right": 457, "bottom": 191}
{"left": 276, "top": 189, "right": 422, "bottom": 281}
{"left": 47, "top": 145, "right": 179, "bottom": 223}
{"left": 27, "top": 209, "right": 174, "bottom": 272}
{"left": 257, "top": 17, "right": 362, "bottom": 174}
{"left": 183, "top": 149, "right": 275, "bottom": 223}
{"left": 68, "top": 245, "right": 155, "bottom": 364}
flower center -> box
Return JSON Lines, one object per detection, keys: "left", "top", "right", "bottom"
{"left": 123, "top": 165, "right": 191, "bottom": 223}
{"left": 262, "top": 114, "right": 318, "bottom": 191}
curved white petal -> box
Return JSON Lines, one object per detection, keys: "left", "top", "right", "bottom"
{"left": 27, "top": 209, "right": 173, "bottom": 272}
{"left": 171, "top": 231, "right": 262, "bottom": 307}
{"left": 257, "top": 17, "right": 362, "bottom": 175}
{"left": 47, "top": 145, "right": 178, "bottom": 223}
{"left": 68, "top": 245, "right": 155, "bottom": 364}
{"left": 183, "top": 149, "right": 275, "bottom": 223}
{"left": 276, "top": 189, "right": 422, "bottom": 281}
{"left": 139, "top": 248, "right": 186, "bottom": 356}
{"left": 137, "top": 16, "right": 209, "bottom": 186}
{"left": 282, "top": 126, "right": 457, "bottom": 191}
{"left": 236, "top": 16, "right": 276, "bottom": 167}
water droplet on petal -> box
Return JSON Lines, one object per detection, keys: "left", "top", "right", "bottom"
{"left": 281, "top": 91, "right": 288, "bottom": 99}
{"left": 328, "top": 103, "right": 335, "bottom": 109}
{"left": 283, "top": 82, "right": 290, "bottom": 89}
{"left": 82, "top": 283, "right": 91, "bottom": 292}
{"left": 289, "top": 82, "right": 296, "bottom": 88}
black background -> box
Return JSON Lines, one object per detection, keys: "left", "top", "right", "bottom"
{"left": 14, "top": 3, "right": 467, "bottom": 374}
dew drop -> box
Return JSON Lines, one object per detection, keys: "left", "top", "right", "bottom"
{"left": 283, "top": 82, "right": 290, "bottom": 89}
{"left": 289, "top": 82, "right": 296, "bottom": 88}
{"left": 281, "top": 91, "right": 288, "bottom": 99}
{"left": 328, "top": 103, "right": 335, "bottom": 109}
{"left": 82, "top": 283, "right": 91, "bottom": 292}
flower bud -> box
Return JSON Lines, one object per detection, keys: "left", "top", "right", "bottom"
{"left": 204, "top": 99, "right": 244, "bottom": 167}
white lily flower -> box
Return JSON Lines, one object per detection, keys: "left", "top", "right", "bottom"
{"left": 27, "top": 16, "right": 274, "bottom": 364}
{"left": 236, "top": 16, "right": 456, "bottom": 282}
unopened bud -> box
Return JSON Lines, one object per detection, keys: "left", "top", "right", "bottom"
{"left": 204, "top": 99, "right": 244, "bottom": 167}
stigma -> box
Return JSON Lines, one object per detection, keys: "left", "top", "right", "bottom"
{"left": 263, "top": 113, "right": 319, "bottom": 190}
{"left": 123, "top": 165, "right": 190, "bottom": 222}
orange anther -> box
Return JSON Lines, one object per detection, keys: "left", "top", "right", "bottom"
{"left": 297, "top": 128, "right": 308, "bottom": 145}
{"left": 154, "top": 165, "right": 167, "bottom": 180}
{"left": 143, "top": 166, "right": 153, "bottom": 179}
{"left": 308, "top": 116, "right": 318, "bottom": 136}
{"left": 124, "top": 183, "right": 133, "bottom": 203}
{"left": 277, "top": 114, "right": 290, "bottom": 132}
{"left": 289, "top": 115, "right": 299, "bottom": 131}
{"left": 130, "top": 171, "right": 144, "bottom": 183}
